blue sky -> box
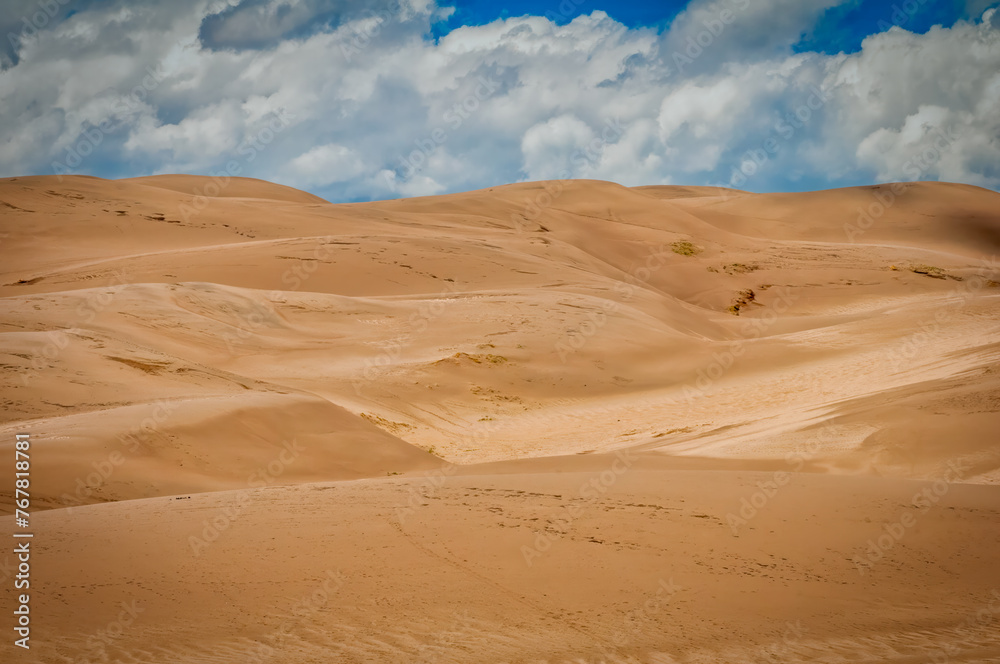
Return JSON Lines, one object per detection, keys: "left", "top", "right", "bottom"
{"left": 1, "top": 0, "right": 999, "bottom": 201}
{"left": 795, "top": 0, "right": 993, "bottom": 52}
{"left": 431, "top": 0, "right": 688, "bottom": 35}
{"left": 438, "top": 0, "right": 985, "bottom": 51}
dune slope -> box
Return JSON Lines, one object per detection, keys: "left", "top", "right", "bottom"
{"left": 1, "top": 174, "right": 999, "bottom": 663}
{"left": 2, "top": 175, "right": 999, "bottom": 508}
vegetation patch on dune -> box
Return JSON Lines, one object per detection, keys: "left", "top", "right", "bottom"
{"left": 723, "top": 263, "right": 760, "bottom": 275}
{"left": 671, "top": 240, "right": 702, "bottom": 256}
{"left": 907, "top": 264, "right": 965, "bottom": 281}
{"left": 470, "top": 385, "right": 521, "bottom": 401}
{"left": 360, "top": 412, "right": 414, "bottom": 434}
{"left": 910, "top": 265, "right": 946, "bottom": 279}
{"left": 727, "top": 289, "right": 757, "bottom": 315}
{"left": 440, "top": 352, "right": 508, "bottom": 365}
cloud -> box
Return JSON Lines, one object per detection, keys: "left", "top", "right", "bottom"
{"left": 2, "top": 0, "right": 86, "bottom": 69}
{"left": 521, "top": 114, "right": 596, "bottom": 179}
{"left": 0, "top": 0, "right": 998, "bottom": 200}
{"left": 285, "top": 143, "right": 364, "bottom": 186}
{"left": 197, "top": 0, "right": 426, "bottom": 51}
{"left": 660, "top": 0, "right": 850, "bottom": 76}
{"left": 833, "top": 16, "right": 1000, "bottom": 187}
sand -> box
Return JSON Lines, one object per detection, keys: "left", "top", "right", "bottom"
{"left": 1, "top": 174, "right": 999, "bottom": 662}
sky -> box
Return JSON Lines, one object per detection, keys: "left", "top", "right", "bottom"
{"left": 1, "top": 0, "right": 999, "bottom": 202}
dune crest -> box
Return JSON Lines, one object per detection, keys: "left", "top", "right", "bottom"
{"left": 2, "top": 175, "right": 998, "bottom": 507}
{"left": 1, "top": 175, "right": 999, "bottom": 663}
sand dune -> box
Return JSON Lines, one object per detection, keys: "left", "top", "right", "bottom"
{"left": 1, "top": 174, "right": 999, "bottom": 662}
{"left": 7, "top": 464, "right": 1000, "bottom": 663}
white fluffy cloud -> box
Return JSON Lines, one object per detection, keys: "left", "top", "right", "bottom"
{"left": 0, "top": 0, "right": 998, "bottom": 200}
{"left": 285, "top": 143, "right": 364, "bottom": 186}
{"left": 836, "top": 16, "right": 1000, "bottom": 187}
{"left": 661, "top": 0, "right": 848, "bottom": 75}
{"left": 522, "top": 114, "right": 597, "bottom": 179}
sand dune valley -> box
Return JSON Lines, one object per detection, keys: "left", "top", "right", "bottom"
{"left": 2, "top": 173, "right": 1000, "bottom": 664}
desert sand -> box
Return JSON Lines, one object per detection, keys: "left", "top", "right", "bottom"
{"left": 1, "top": 174, "right": 999, "bottom": 663}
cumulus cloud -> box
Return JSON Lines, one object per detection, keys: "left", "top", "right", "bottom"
{"left": 0, "top": 0, "right": 997, "bottom": 199}
{"left": 832, "top": 15, "right": 1000, "bottom": 187}
{"left": 521, "top": 114, "right": 597, "bottom": 179}
{"left": 285, "top": 143, "right": 364, "bottom": 186}
{"left": 197, "top": 0, "right": 443, "bottom": 51}
{"left": 661, "top": 0, "right": 849, "bottom": 76}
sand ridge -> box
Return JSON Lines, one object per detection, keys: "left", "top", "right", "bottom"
{"left": 1, "top": 174, "right": 999, "bottom": 662}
